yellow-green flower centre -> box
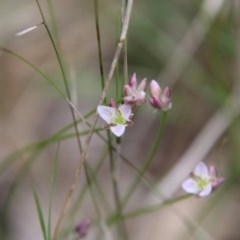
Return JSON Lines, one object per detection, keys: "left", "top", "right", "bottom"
{"left": 112, "top": 110, "right": 126, "bottom": 125}
{"left": 197, "top": 178, "right": 209, "bottom": 190}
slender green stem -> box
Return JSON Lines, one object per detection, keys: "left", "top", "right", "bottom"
{"left": 107, "top": 133, "right": 127, "bottom": 240}
{"left": 84, "top": 164, "right": 116, "bottom": 240}
{"left": 51, "top": 0, "right": 134, "bottom": 234}
{"left": 47, "top": 143, "right": 60, "bottom": 240}
{"left": 114, "top": 137, "right": 129, "bottom": 239}
{"left": 35, "top": 0, "right": 83, "bottom": 154}
{"left": 85, "top": 161, "right": 110, "bottom": 213}
{"left": 122, "top": 0, "right": 128, "bottom": 85}
{"left": 32, "top": 185, "right": 47, "bottom": 240}
{"left": 35, "top": 0, "right": 68, "bottom": 91}
{"left": 0, "top": 109, "right": 96, "bottom": 175}
{"left": 93, "top": 0, "right": 105, "bottom": 92}
{"left": 0, "top": 47, "right": 65, "bottom": 98}
{"left": 1, "top": 111, "right": 159, "bottom": 204}
{"left": 37, "top": 4, "right": 105, "bottom": 237}
{"left": 93, "top": 0, "right": 127, "bottom": 238}
{"left": 115, "top": 65, "right": 119, "bottom": 100}
{"left": 123, "top": 39, "right": 128, "bottom": 86}
{"left": 121, "top": 112, "right": 168, "bottom": 208}
{"left": 92, "top": 19, "right": 121, "bottom": 232}
{"left": 83, "top": 162, "right": 103, "bottom": 223}
{"left": 60, "top": 147, "right": 109, "bottom": 239}
{"left": 46, "top": 0, "right": 60, "bottom": 48}
{"left": 115, "top": 6, "right": 121, "bottom": 101}
{"left": 107, "top": 194, "right": 192, "bottom": 225}
{"left": 2, "top": 149, "right": 41, "bottom": 235}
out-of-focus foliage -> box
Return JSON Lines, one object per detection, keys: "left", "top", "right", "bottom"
{"left": 0, "top": 0, "right": 240, "bottom": 240}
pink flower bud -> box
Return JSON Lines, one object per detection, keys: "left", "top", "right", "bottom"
{"left": 75, "top": 219, "right": 91, "bottom": 238}
{"left": 129, "top": 72, "right": 137, "bottom": 87}
{"left": 109, "top": 99, "right": 117, "bottom": 108}
{"left": 123, "top": 73, "right": 147, "bottom": 106}
{"left": 149, "top": 80, "right": 161, "bottom": 97}
{"left": 149, "top": 80, "right": 172, "bottom": 111}
{"left": 212, "top": 177, "right": 225, "bottom": 191}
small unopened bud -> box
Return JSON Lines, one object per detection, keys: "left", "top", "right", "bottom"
{"left": 129, "top": 72, "right": 137, "bottom": 87}
{"left": 211, "top": 177, "right": 225, "bottom": 191}
{"left": 149, "top": 80, "right": 172, "bottom": 111}
{"left": 210, "top": 165, "right": 225, "bottom": 191}
{"left": 109, "top": 99, "right": 117, "bottom": 108}
{"left": 75, "top": 219, "right": 90, "bottom": 238}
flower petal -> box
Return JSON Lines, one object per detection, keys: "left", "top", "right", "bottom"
{"left": 150, "top": 80, "right": 161, "bottom": 97}
{"left": 137, "top": 78, "right": 147, "bottom": 91}
{"left": 149, "top": 96, "right": 162, "bottom": 109}
{"left": 124, "top": 85, "right": 133, "bottom": 96}
{"left": 110, "top": 125, "right": 126, "bottom": 137}
{"left": 163, "top": 87, "right": 171, "bottom": 98}
{"left": 182, "top": 178, "right": 199, "bottom": 194}
{"left": 129, "top": 73, "right": 137, "bottom": 88}
{"left": 118, "top": 104, "right": 132, "bottom": 120}
{"left": 209, "top": 165, "right": 217, "bottom": 177}
{"left": 194, "top": 162, "right": 209, "bottom": 178}
{"left": 97, "top": 106, "right": 115, "bottom": 124}
{"left": 199, "top": 183, "right": 212, "bottom": 197}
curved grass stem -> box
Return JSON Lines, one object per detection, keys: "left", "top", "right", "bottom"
{"left": 121, "top": 112, "right": 168, "bottom": 208}
{"left": 52, "top": 1, "right": 134, "bottom": 238}
{"left": 107, "top": 194, "right": 191, "bottom": 225}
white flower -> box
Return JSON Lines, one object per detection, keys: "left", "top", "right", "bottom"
{"left": 182, "top": 162, "right": 224, "bottom": 197}
{"left": 97, "top": 104, "right": 132, "bottom": 137}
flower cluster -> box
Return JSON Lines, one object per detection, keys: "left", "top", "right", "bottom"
{"left": 182, "top": 162, "right": 225, "bottom": 197}
{"left": 123, "top": 73, "right": 147, "bottom": 107}
{"left": 97, "top": 73, "right": 172, "bottom": 137}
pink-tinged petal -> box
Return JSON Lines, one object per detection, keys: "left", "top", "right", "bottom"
{"left": 163, "top": 87, "right": 171, "bottom": 98}
{"left": 182, "top": 178, "right": 199, "bottom": 194}
{"left": 97, "top": 106, "right": 115, "bottom": 124}
{"left": 150, "top": 80, "right": 161, "bottom": 97}
{"left": 110, "top": 125, "right": 126, "bottom": 137}
{"left": 199, "top": 183, "right": 212, "bottom": 197}
{"left": 118, "top": 104, "right": 132, "bottom": 120}
{"left": 209, "top": 165, "right": 217, "bottom": 177}
{"left": 123, "top": 96, "right": 134, "bottom": 104}
{"left": 137, "top": 78, "right": 147, "bottom": 91}
{"left": 124, "top": 85, "right": 133, "bottom": 96}
{"left": 194, "top": 162, "right": 209, "bottom": 178}
{"left": 138, "top": 91, "right": 146, "bottom": 99}
{"left": 109, "top": 99, "right": 117, "bottom": 108}
{"left": 212, "top": 177, "right": 225, "bottom": 191}
{"left": 129, "top": 73, "right": 137, "bottom": 87}
{"left": 136, "top": 91, "right": 146, "bottom": 104}
{"left": 149, "top": 96, "right": 162, "bottom": 109}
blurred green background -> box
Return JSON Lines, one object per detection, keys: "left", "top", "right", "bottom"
{"left": 0, "top": 0, "right": 240, "bottom": 239}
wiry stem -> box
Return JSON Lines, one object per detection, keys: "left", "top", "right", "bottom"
{"left": 0, "top": 47, "right": 65, "bottom": 98}
{"left": 107, "top": 194, "right": 192, "bottom": 224}
{"left": 93, "top": 0, "right": 105, "bottom": 92}
{"left": 35, "top": 0, "right": 83, "bottom": 154}
{"left": 52, "top": 1, "right": 134, "bottom": 239}
{"left": 121, "top": 112, "right": 168, "bottom": 208}
{"left": 112, "top": 137, "right": 128, "bottom": 240}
